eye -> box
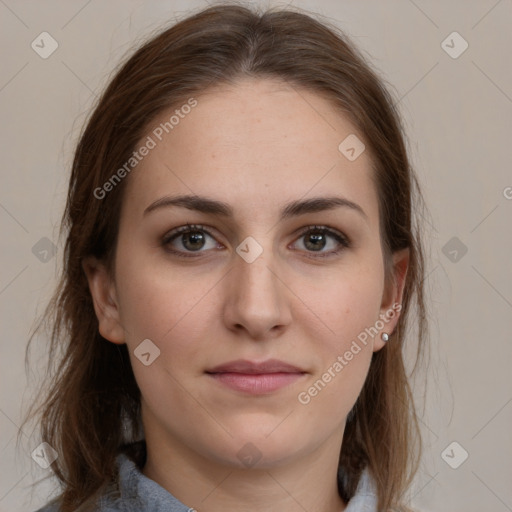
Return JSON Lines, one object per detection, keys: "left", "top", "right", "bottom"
{"left": 162, "top": 224, "right": 350, "bottom": 259}
{"left": 291, "top": 225, "right": 351, "bottom": 258}
{"left": 162, "top": 224, "right": 222, "bottom": 257}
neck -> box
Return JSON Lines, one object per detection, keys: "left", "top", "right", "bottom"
{"left": 142, "top": 423, "right": 347, "bottom": 512}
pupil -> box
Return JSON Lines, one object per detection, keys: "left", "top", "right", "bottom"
{"left": 183, "top": 231, "right": 204, "bottom": 250}
{"left": 306, "top": 232, "right": 325, "bottom": 251}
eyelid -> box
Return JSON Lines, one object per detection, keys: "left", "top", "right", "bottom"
{"left": 162, "top": 223, "right": 220, "bottom": 249}
{"left": 290, "top": 225, "right": 351, "bottom": 258}
{"left": 293, "top": 224, "right": 350, "bottom": 245}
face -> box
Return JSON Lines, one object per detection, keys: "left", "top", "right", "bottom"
{"left": 85, "top": 78, "right": 407, "bottom": 470}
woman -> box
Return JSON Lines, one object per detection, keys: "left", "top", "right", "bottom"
{"left": 26, "top": 3, "right": 429, "bottom": 511}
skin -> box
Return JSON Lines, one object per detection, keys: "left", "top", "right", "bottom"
{"left": 84, "top": 78, "right": 408, "bottom": 512}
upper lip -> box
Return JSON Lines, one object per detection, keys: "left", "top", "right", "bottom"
{"left": 206, "top": 359, "right": 306, "bottom": 374}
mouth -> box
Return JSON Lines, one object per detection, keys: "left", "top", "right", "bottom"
{"left": 205, "top": 359, "right": 307, "bottom": 395}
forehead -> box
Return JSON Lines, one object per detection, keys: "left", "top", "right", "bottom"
{"left": 121, "top": 78, "right": 379, "bottom": 225}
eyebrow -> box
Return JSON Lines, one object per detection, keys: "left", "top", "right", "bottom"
{"left": 143, "top": 194, "right": 368, "bottom": 222}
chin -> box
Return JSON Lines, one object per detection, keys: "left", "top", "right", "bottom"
{"left": 206, "top": 425, "right": 309, "bottom": 470}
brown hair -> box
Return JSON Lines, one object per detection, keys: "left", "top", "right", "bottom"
{"left": 22, "top": 3, "right": 429, "bottom": 511}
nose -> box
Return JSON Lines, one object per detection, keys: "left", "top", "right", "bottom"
{"left": 222, "top": 246, "right": 292, "bottom": 340}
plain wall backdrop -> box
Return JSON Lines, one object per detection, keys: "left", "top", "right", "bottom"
{"left": 1, "top": 1, "right": 511, "bottom": 511}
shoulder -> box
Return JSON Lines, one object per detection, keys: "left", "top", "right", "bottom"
{"left": 33, "top": 503, "right": 60, "bottom": 512}
{"left": 344, "top": 467, "right": 379, "bottom": 511}
{"left": 33, "top": 442, "right": 191, "bottom": 511}
{"left": 343, "top": 469, "right": 419, "bottom": 512}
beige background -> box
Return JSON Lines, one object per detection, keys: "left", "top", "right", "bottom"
{"left": 1, "top": 1, "right": 511, "bottom": 511}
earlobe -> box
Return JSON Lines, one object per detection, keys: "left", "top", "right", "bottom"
{"left": 82, "top": 256, "right": 125, "bottom": 344}
{"left": 374, "top": 248, "right": 409, "bottom": 352}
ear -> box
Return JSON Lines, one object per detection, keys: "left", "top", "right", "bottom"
{"left": 373, "top": 247, "right": 409, "bottom": 352}
{"left": 82, "top": 256, "right": 125, "bottom": 344}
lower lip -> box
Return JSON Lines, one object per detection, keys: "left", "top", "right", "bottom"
{"left": 207, "top": 372, "right": 305, "bottom": 394}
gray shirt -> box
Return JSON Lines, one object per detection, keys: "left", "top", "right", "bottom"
{"left": 35, "top": 450, "right": 378, "bottom": 511}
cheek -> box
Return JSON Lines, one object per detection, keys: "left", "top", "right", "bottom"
{"left": 298, "top": 262, "right": 384, "bottom": 347}
{"left": 114, "top": 248, "right": 216, "bottom": 343}
{"left": 293, "top": 264, "right": 383, "bottom": 405}
{"left": 114, "top": 262, "right": 215, "bottom": 409}
{"left": 111, "top": 255, "right": 224, "bottom": 410}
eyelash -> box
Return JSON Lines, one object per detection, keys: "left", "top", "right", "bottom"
{"left": 161, "top": 223, "right": 351, "bottom": 259}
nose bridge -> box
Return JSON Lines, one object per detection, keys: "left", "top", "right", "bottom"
{"left": 223, "top": 236, "right": 291, "bottom": 337}
{"left": 235, "top": 241, "right": 280, "bottom": 308}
